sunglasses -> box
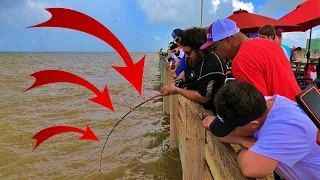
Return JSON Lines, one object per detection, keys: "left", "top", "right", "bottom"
{"left": 211, "top": 36, "right": 234, "bottom": 52}
{"left": 211, "top": 39, "right": 223, "bottom": 52}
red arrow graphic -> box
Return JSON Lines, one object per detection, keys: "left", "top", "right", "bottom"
{"left": 24, "top": 70, "right": 114, "bottom": 112}
{"left": 26, "top": 8, "right": 145, "bottom": 95}
{"left": 32, "top": 124, "right": 99, "bottom": 151}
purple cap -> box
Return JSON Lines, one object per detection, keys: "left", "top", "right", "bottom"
{"left": 199, "top": 23, "right": 215, "bottom": 50}
{"left": 200, "top": 19, "right": 240, "bottom": 50}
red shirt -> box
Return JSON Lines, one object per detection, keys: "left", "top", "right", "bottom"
{"left": 232, "top": 38, "right": 301, "bottom": 102}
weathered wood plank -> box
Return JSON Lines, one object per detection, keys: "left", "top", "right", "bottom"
{"left": 206, "top": 133, "right": 249, "bottom": 180}
{"left": 178, "top": 136, "right": 184, "bottom": 170}
{"left": 204, "top": 161, "right": 214, "bottom": 180}
{"left": 205, "top": 143, "right": 226, "bottom": 180}
{"left": 176, "top": 95, "right": 186, "bottom": 166}
{"left": 163, "top": 64, "right": 171, "bottom": 114}
{"left": 183, "top": 104, "right": 206, "bottom": 180}
{"left": 176, "top": 115, "right": 185, "bottom": 146}
{"left": 170, "top": 94, "right": 178, "bottom": 148}
{"left": 163, "top": 62, "right": 167, "bottom": 114}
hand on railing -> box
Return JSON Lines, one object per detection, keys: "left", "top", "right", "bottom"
{"left": 202, "top": 115, "right": 216, "bottom": 130}
{"left": 160, "top": 83, "right": 178, "bottom": 96}
{"left": 202, "top": 115, "right": 257, "bottom": 149}
{"left": 171, "top": 70, "right": 177, "bottom": 78}
{"left": 165, "top": 62, "right": 170, "bottom": 68}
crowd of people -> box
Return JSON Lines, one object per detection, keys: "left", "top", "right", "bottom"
{"left": 158, "top": 18, "right": 320, "bottom": 180}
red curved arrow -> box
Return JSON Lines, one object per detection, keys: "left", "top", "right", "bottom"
{"left": 26, "top": 8, "right": 145, "bottom": 95}
{"left": 24, "top": 70, "right": 114, "bottom": 112}
{"left": 32, "top": 124, "right": 99, "bottom": 151}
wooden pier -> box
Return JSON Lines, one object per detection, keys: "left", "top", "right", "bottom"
{"left": 159, "top": 56, "right": 274, "bottom": 180}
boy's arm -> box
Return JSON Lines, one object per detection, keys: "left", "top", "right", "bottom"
{"left": 241, "top": 121, "right": 311, "bottom": 178}
{"left": 237, "top": 148, "right": 278, "bottom": 178}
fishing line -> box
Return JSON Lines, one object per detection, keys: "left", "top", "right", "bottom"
{"left": 99, "top": 93, "right": 163, "bottom": 171}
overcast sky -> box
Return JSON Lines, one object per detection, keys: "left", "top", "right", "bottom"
{"left": 0, "top": 0, "right": 318, "bottom": 52}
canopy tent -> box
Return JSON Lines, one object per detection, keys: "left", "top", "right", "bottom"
{"left": 227, "top": 9, "right": 299, "bottom": 34}
{"left": 280, "top": 0, "right": 320, "bottom": 61}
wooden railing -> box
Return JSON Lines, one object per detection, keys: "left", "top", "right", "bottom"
{"left": 160, "top": 56, "right": 274, "bottom": 180}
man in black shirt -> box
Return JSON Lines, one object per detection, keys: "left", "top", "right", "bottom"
{"left": 160, "top": 27, "right": 227, "bottom": 114}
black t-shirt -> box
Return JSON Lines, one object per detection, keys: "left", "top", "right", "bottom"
{"left": 184, "top": 54, "right": 227, "bottom": 114}
{"left": 184, "top": 62, "right": 200, "bottom": 89}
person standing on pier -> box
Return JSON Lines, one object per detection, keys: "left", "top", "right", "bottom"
{"left": 200, "top": 19, "right": 303, "bottom": 180}
{"left": 201, "top": 18, "right": 301, "bottom": 124}
{"left": 200, "top": 19, "right": 301, "bottom": 102}
{"left": 160, "top": 27, "right": 227, "bottom": 114}
{"left": 171, "top": 28, "right": 186, "bottom": 79}
{"left": 257, "top": 25, "right": 290, "bottom": 61}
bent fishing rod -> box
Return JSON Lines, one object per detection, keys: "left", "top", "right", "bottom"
{"left": 99, "top": 93, "right": 163, "bottom": 171}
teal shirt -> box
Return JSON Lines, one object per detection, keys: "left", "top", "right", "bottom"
{"left": 281, "top": 44, "right": 291, "bottom": 59}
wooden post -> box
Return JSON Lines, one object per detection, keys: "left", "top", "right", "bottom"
{"left": 205, "top": 134, "right": 249, "bottom": 180}
{"left": 163, "top": 65, "right": 171, "bottom": 114}
{"left": 160, "top": 56, "right": 164, "bottom": 86}
{"left": 163, "top": 62, "right": 168, "bottom": 115}
{"left": 170, "top": 94, "right": 178, "bottom": 148}
{"left": 182, "top": 103, "right": 205, "bottom": 180}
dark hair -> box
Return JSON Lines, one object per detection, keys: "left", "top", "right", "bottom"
{"left": 295, "top": 47, "right": 302, "bottom": 51}
{"left": 179, "top": 27, "right": 207, "bottom": 50}
{"left": 258, "top": 24, "right": 276, "bottom": 38}
{"left": 170, "top": 43, "right": 178, "bottom": 50}
{"left": 276, "top": 28, "right": 283, "bottom": 38}
{"left": 214, "top": 81, "right": 267, "bottom": 126}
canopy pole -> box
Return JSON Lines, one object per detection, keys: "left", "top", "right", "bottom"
{"left": 307, "top": 21, "right": 313, "bottom": 63}
{"left": 200, "top": 0, "right": 204, "bottom": 28}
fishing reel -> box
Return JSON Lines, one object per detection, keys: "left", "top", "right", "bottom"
{"left": 174, "top": 79, "right": 185, "bottom": 88}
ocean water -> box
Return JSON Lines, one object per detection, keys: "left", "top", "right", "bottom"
{"left": 0, "top": 52, "right": 182, "bottom": 180}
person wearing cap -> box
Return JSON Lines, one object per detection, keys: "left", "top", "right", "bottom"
{"left": 275, "top": 29, "right": 291, "bottom": 60}
{"left": 158, "top": 48, "right": 165, "bottom": 56}
{"left": 201, "top": 19, "right": 302, "bottom": 180}
{"left": 160, "top": 27, "right": 227, "bottom": 114}
{"left": 170, "top": 43, "right": 185, "bottom": 71}
{"left": 199, "top": 18, "right": 301, "bottom": 102}
{"left": 165, "top": 42, "right": 179, "bottom": 69}
{"left": 291, "top": 47, "right": 302, "bottom": 62}
{"left": 171, "top": 28, "right": 186, "bottom": 78}
{"left": 165, "top": 42, "right": 174, "bottom": 64}
{"left": 207, "top": 80, "right": 320, "bottom": 179}
{"left": 257, "top": 25, "right": 290, "bottom": 61}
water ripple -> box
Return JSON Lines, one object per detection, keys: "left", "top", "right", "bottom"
{"left": 0, "top": 52, "right": 182, "bottom": 180}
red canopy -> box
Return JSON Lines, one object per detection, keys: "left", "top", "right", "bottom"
{"left": 279, "top": 0, "right": 320, "bottom": 32}
{"left": 227, "top": 9, "right": 299, "bottom": 34}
